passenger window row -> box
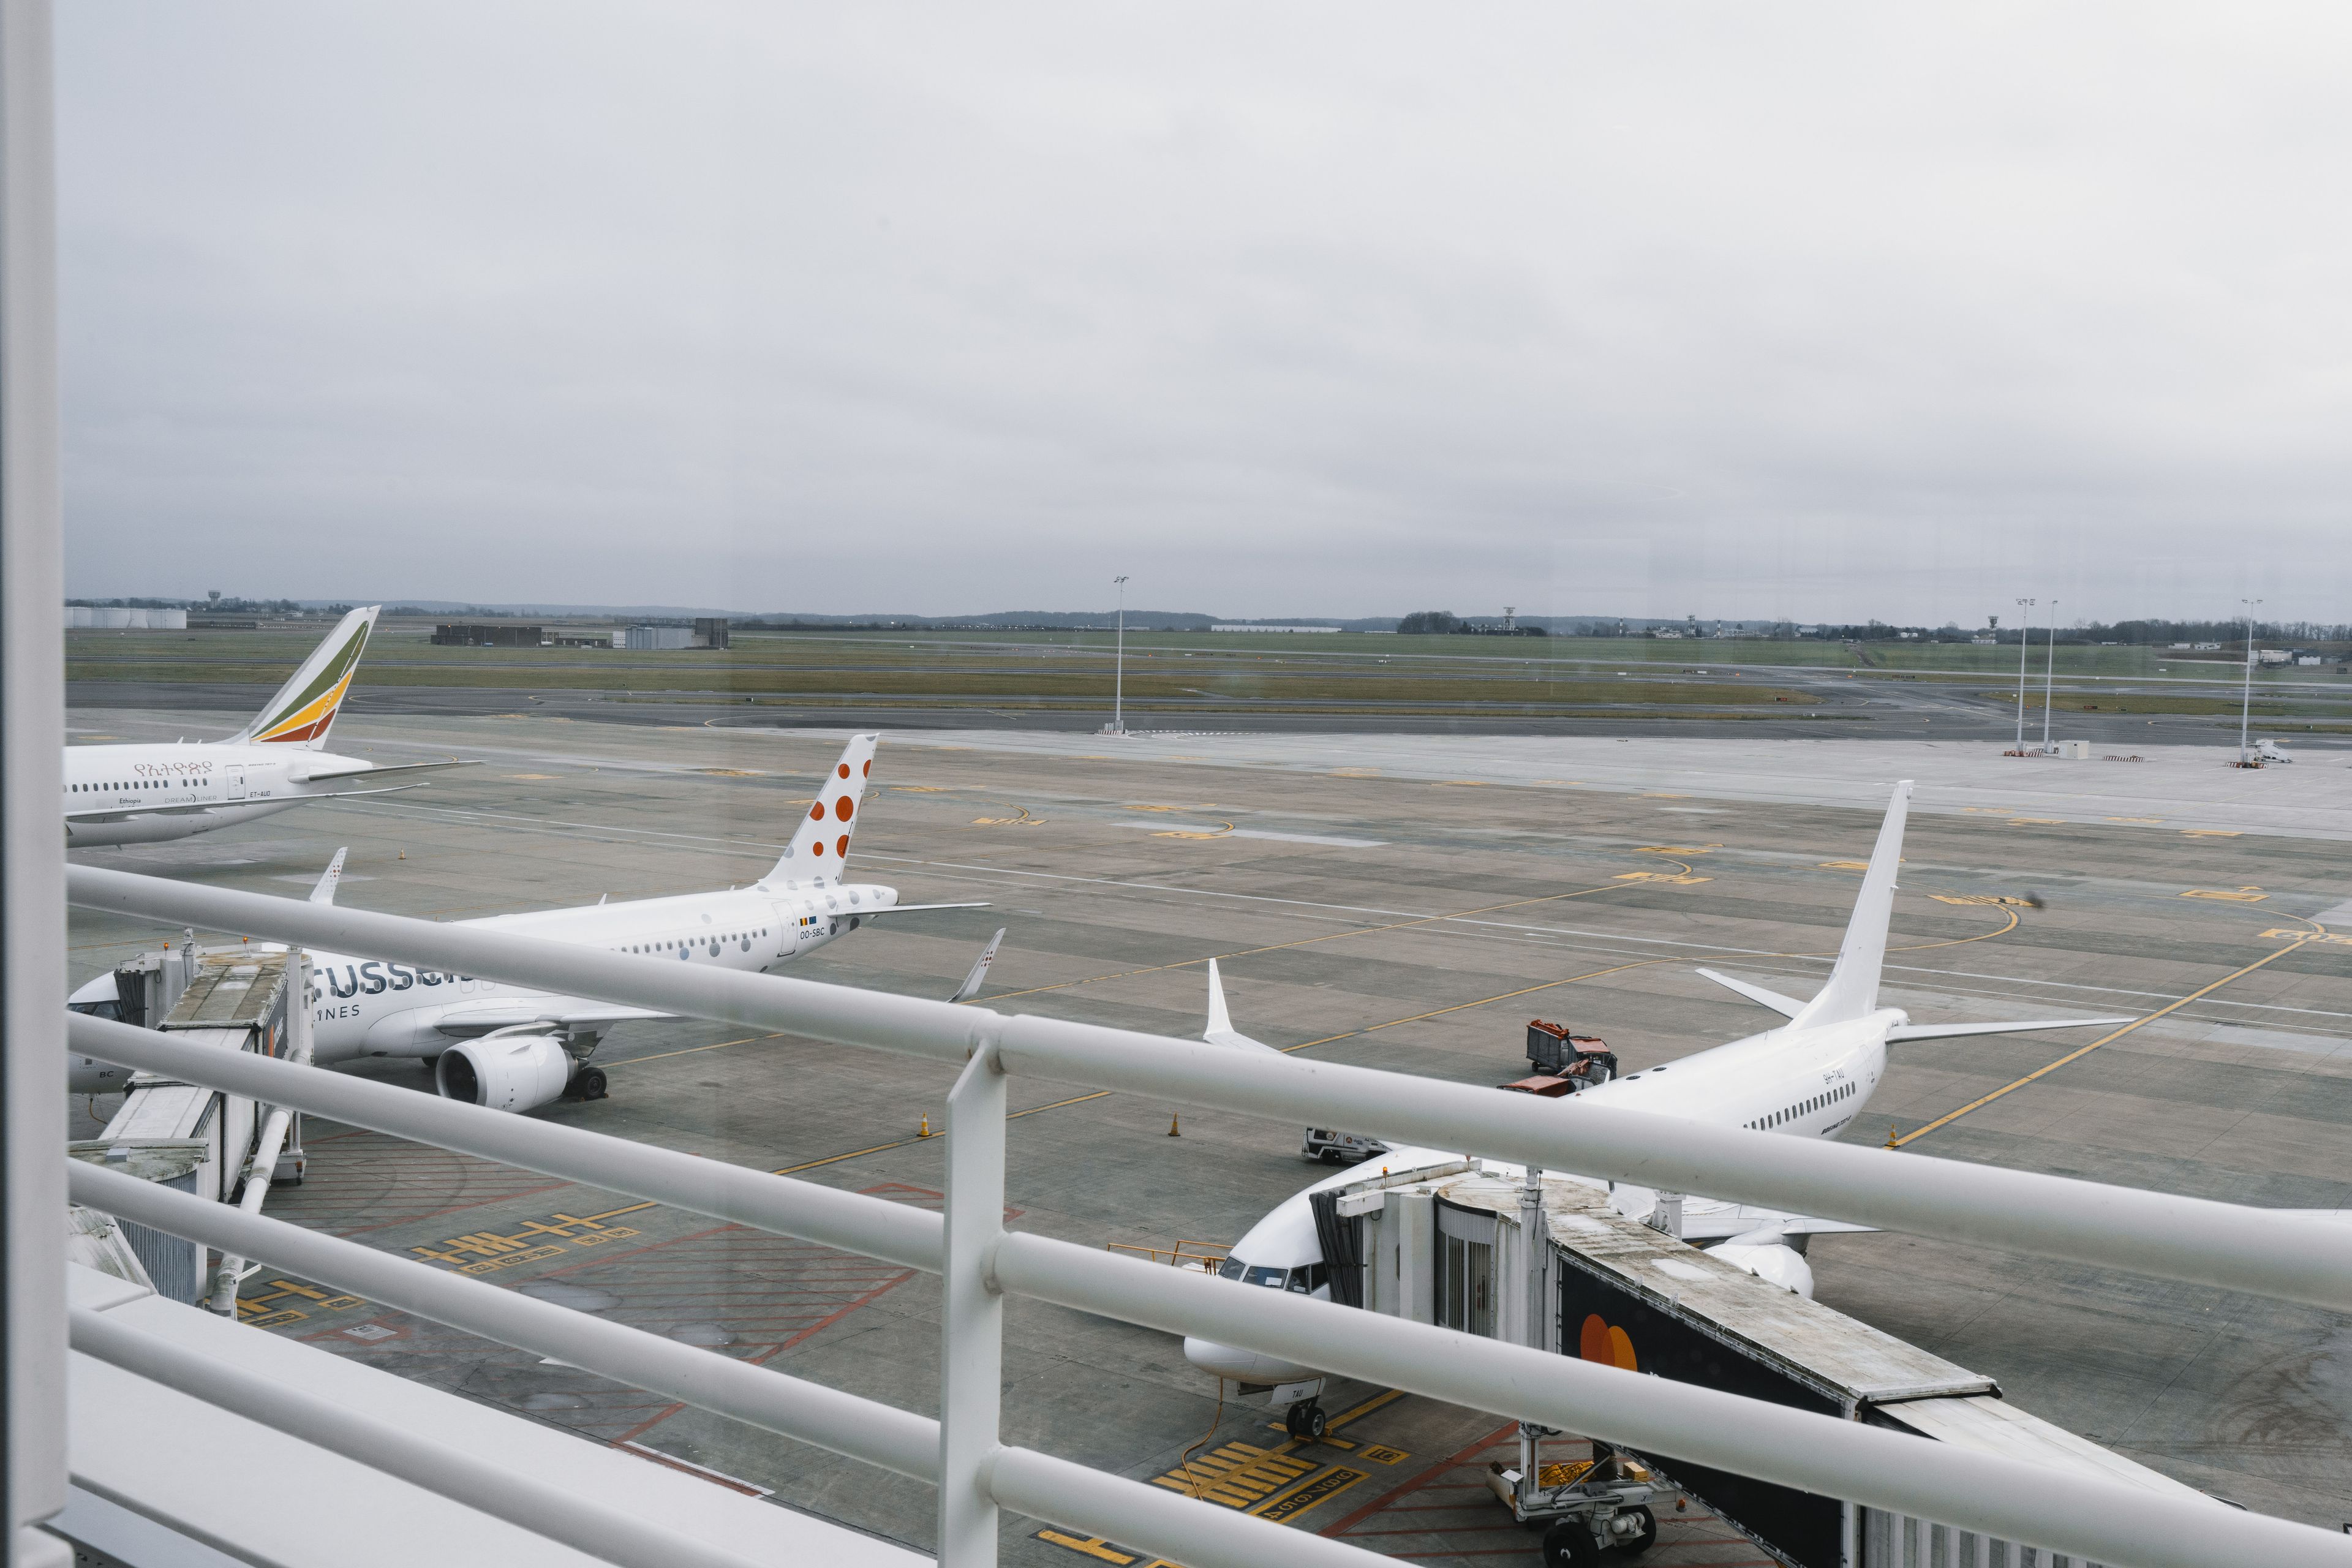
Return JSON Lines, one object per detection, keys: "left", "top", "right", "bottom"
{"left": 1747, "top": 1079, "right": 1856, "bottom": 1131}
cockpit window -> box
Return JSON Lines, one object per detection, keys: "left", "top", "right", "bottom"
{"left": 1243, "top": 1265, "right": 1287, "bottom": 1289}
{"left": 1217, "top": 1259, "right": 1246, "bottom": 1281}
{"left": 1285, "top": 1263, "right": 1328, "bottom": 1295}
{"left": 67, "top": 1000, "right": 124, "bottom": 1022}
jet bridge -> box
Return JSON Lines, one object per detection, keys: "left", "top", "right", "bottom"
{"left": 1331, "top": 1159, "right": 2211, "bottom": 1568}
{"left": 74, "top": 947, "right": 306, "bottom": 1305}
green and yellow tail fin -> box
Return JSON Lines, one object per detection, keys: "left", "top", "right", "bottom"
{"left": 228, "top": 606, "right": 382, "bottom": 748}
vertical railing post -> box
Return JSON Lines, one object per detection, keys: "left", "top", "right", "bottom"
{"left": 938, "top": 1036, "right": 1006, "bottom": 1566}
{"left": 1, "top": 1, "right": 71, "bottom": 1561}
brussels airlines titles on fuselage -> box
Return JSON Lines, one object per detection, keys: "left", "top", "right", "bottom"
{"left": 71, "top": 733, "right": 986, "bottom": 1114}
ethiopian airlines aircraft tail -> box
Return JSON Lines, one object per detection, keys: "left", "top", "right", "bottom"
{"left": 760, "top": 732, "right": 880, "bottom": 883}
{"left": 225, "top": 605, "right": 381, "bottom": 748}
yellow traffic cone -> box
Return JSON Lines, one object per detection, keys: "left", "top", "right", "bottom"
{"left": 1167, "top": 1113, "right": 1182, "bottom": 1137}
{"left": 1883, "top": 1126, "right": 1900, "bottom": 1150}
{"left": 918, "top": 1116, "right": 932, "bottom": 1139}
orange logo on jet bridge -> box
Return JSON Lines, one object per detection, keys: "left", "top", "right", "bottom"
{"left": 1578, "top": 1314, "right": 1639, "bottom": 1371}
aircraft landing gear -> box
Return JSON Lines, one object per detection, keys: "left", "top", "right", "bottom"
{"left": 1283, "top": 1401, "right": 1327, "bottom": 1441}
{"left": 565, "top": 1066, "right": 608, "bottom": 1101}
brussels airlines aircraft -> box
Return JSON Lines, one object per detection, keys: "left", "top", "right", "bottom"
{"left": 70, "top": 733, "right": 985, "bottom": 1114}
{"left": 1182, "top": 780, "right": 2141, "bottom": 1434}
{"left": 64, "top": 606, "right": 467, "bottom": 848}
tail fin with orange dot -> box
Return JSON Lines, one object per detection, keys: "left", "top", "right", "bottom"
{"left": 762, "top": 733, "right": 880, "bottom": 884}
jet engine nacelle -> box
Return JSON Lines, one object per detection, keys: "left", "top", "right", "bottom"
{"left": 1710, "top": 1236, "right": 1815, "bottom": 1298}
{"left": 434, "top": 1030, "right": 573, "bottom": 1114}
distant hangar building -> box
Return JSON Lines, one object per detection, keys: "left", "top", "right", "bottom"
{"left": 622, "top": 618, "right": 729, "bottom": 651}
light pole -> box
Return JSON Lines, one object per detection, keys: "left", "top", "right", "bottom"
{"left": 2011, "top": 597, "right": 2035, "bottom": 754}
{"left": 2239, "top": 597, "right": 2262, "bottom": 764}
{"left": 2040, "top": 599, "right": 2058, "bottom": 752}
{"left": 1110, "top": 575, "right": 1129, "bottom": 736}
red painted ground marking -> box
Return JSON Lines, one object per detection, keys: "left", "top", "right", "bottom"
{"left": 1322, "top": 1422, "right": 1518, "bottom": 1537}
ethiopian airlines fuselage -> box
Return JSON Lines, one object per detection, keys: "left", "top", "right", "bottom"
{"left": 64, "top": 606, "right": 466, "bottom": 848}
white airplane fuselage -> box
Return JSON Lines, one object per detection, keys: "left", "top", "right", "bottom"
{"left": 64, "top": 742, "right": 383, "bottom": 848}
{"left": 301, "top": 878, "right": 907, "bottom": 1064}
{"left": 1187, "top": 1011, "right": 1898, "bottom": 1387}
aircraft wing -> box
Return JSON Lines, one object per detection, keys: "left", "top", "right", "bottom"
{"left": 294, "top": 757, "right": 478, "bottom": 785}
{"left": 428, "top": 1001, "right": 671, "bottom": 1037}
{"left": 1678, "top": 1197, "right": 1877, "bottom": 1242}
{"left": 65, "top": 783, "right": 426, "bottom": 824}
{"left": 1695, "top": 968, "right": 1807, "bottom": 1018}
{"left": 1886, "top": 1016, "right": 2133, "bottom": 1043}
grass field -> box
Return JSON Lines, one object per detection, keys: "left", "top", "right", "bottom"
{"left": 65, "top": 621, "right": 2352, "bottom": 721}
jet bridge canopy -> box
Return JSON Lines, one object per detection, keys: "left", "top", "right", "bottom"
{"left": 1351, "top": 1163, "right": 2203, "bottom": 1568}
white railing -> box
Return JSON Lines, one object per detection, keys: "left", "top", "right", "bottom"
{"left": 62, "top": 867, "right": 2352, "bottom": 1568}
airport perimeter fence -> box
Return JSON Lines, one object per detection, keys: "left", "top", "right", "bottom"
{"left": 59, "top": 865, "right": 2352, "bottom": 1568}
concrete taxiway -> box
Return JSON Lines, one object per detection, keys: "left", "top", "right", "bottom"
{"left": 66, "top": 709, "right": 2352, "bottom": 1559}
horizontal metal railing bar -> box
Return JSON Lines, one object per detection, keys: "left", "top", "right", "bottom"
{"left": 986, "top": 1447, "right": 1390, "bottom": 1568}
{"left": 69, "top": 865, "right": 2352, "bottom": 1315}
{"left": 67, "top": 1013, "right": 943, "bottom": 1274}
{"left": 990, "top": 1232, "right": 2352, "bottom": 1568}
{"left": 69, "top": 1305, "right": 769, "bottom": 1568}
{"left": 68, "top": 863, "right": 984, "bottom": 1063}
{"left": 70, "top": 1168, "right": 1382, "bottom": 1568}
{"left": 69, "top": 1161, "right": 940, "bottom": 1483}
{"left": 990, "top": 1017, "right": 2352, "bottom": 1314}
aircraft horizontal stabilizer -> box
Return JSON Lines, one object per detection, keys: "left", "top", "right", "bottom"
{"left": 859, "top": 902, "right": 992, "bottom": 918}
{"left": 1885, "top": 1016, "right": 2134, "bottom": 1043}
{"left": 1695, "top": 967, "right": 1807, "bottom": 1018}
{"left": 295, "top": 757, "right": 478, "bottom": 785}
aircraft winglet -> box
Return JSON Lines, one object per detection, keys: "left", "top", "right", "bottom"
{"left": 308, "top": 848, "right": 349, "bottom": 906}
{"left": 948, "top": 929, "right": 1006, "bottom": 1004}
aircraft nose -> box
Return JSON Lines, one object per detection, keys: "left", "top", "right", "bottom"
{"left": 1183, "top": 1337, "right": 1314, "bottom": 1385}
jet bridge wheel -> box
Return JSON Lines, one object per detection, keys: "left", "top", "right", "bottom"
{"left": 1539, "top": 1520, "right": 1602, "bottom": 1566}
{"left": 1283, "top": 1401, "right": 1327, "bottom": 1441}
{"left": 565, "top": 1066, "right": 608, "bottom": 1101}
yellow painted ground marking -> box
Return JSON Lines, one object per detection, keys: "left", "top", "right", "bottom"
{"left": 1435, "top": 779, "right": 1489, "bottom": 787}
{"left": 1613, "top": 872, "right": 1712, "bottom": 884}
{"left": 2181, "top": 888, "right": 2266, "bottom": 902}
{"left": 1640, "top": 792, "right": 1691, "bottom": 799}
{"left": 1637, "top": 845, "right": 1717, "bottom": 854}
{"left": 1253, "top": 1466, "right": 1367, "bottom": 1522}
{"left": 2006, "top": 817, "right": 2064, "bottom": 826}
{"left": 1360, "top": 1444, "right": 1411, "bottom": 1464}
{"left": 1035, "top": 1531, "right": 1136, "bottom": 1563}
{"left": 1152, "top": 1442, "right": 1316, "bottom": 1506}
{"left": 508, "top": 773, "right": 555, "bottom": 780}
{"left": 1152, "top": 821, "right": 1234, "bottom": 840}
{"left": 1893, "top": 931, "right": 2324, "bottom": 1148}
{"left": 2261, "top": 929, "right": 2352, "bottom": 947}
{"left": 1328, "top": 1386, "right": 1408, "bottom": 1429}
{"left": 2105, "top": 816, "right": 2164, "bottom": 824}
{"left": 2182, "top": 828, "right": 2242, "bottom": 837}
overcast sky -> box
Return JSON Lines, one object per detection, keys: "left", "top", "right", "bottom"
{"left": 56, "top": 4, "right": 2352, "bottom": 624}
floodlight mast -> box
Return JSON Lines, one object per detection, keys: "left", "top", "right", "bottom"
{"left": 2239, "top": 597, "right": 2262, "bottom": 764}
{"left": 2012, "top": 597, "right": 2035, "bottom": 753}
{"left": 2040, "top": 599, "right": 2058, "bottom": 752}
{"left": 1110, "top": 575, "right": 1129, "bottom": 736}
